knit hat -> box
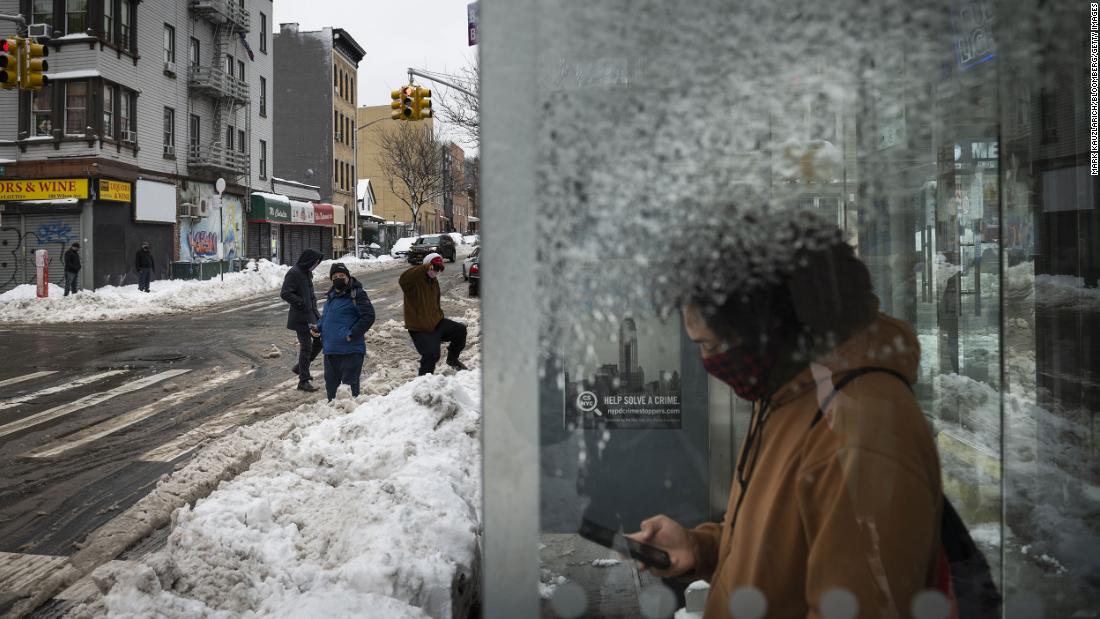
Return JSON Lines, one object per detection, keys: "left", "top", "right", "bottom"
{"left": 423, "top": 253, "right": 444, "bottom": 267}
{"left": 329, "top": 262, "right": 351, "bottom": 278}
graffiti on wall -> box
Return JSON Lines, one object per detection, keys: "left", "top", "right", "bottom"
{"left": 34, "top": 222, "right": 77, "bottom": 245}
{"left": 178, "top": 188, "right": 245, "bottom": 263}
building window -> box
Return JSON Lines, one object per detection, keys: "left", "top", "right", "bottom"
{"left": 163, "top": 107, "right": 175, "bottom": 156}
{"left": 32, "top": 0, "right": 52, "bottom": 28}
{"left": 225, "top": 125, "right": 234, "bottom": 151}
{"left": 334, "top": 110, "right": 339, "bottom": 140}
{"left": 237, "top": 128, "right": 245, "bottom": 154}
{"left": 259, "top": 76, "right": 267, "bottom": 116}
{"left": 189, "top": 37, "right": 200, "bottom": 68}
{"left": 260, "top": 13, "right": 267, "bottom": 53}
{"left": 118, "top": 0, "right": 132, "bottom": 51}
{"left": 66, "top": 0, "right": 87, "bottom": 35}
{"left": 119, "top": 89, "right": 133, "bottom": 141}
{"left": 64, "top": 81, "right": 88, "bottom": 136}
{"left": 102, "top": 84, "right": 114, "bottom": 137}
{"left": 225, "top": 53, "right": 234, "bottom": 77}
{"left": 237, "top": 59, "right": 245, "bottom": 83}
{"left": 189, "top": 114, "right": 200, "bottom": 153}
{"left": 163, "top": 24, "right": 175, "bottom": 63}
{"left": 102, "top": 0, "right": 113, "bottom": 38}
{"left": 31, "top": 84, "right": 52, "bottom": 136}
{"left": 259, "top": 139, "right": 267, "bottom": 178}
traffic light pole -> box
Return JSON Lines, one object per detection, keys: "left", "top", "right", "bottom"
{"left": 0, "top": 14, "right": 27, "bottom": 29}
{"left": 407, "top": 68, "right": 476, "bottom": 98}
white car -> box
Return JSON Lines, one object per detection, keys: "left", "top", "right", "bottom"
{"left": 389, "top": 236, "right": 418, "bottom": 259}
{"left": 462, "top": 247, "right": 481, "bottom": 280}
{"left": 447, "top": 232, "right": 464, "bottom": 246}
{"left": 462, "top": 234, "right": 480, "bottom": 245}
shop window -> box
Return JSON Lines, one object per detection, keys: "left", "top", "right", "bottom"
{"left": 163, "top": 24, "right": 175, "bottom": 64}
{"left": 65, "top": 0, "right": 87, "bottom": 35}
{"left": 102, "top": 83, "right": 114, "bottom": 137}
{"left": 163, "top": 106, "right": 175, "bottom": 157}
{"left": 64, "top": 81, "right": 87, "bottom": 136}
{"left": 31, "top": 84, "right": 52, "bottom": 136}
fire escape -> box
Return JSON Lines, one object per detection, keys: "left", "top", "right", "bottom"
{"left": 187, "top": 0, "right": 250, "bottom": 178}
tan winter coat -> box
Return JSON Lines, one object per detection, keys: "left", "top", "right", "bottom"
{"left": 399, "top": 264, "right": 444, "bottom": 332}
{"left": 692, "top": 313, "right": 943, "bottom": 618}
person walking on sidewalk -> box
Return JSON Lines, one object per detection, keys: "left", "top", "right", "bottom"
{"left": 282, "top": 248, "right": 324, "bottom": 392}
{"left": 63, "top": 242, "right": 81, "bottom": 296}
{"left": 135, "top": 242, "right": 155, "bottom": 292}
{"left": 315, "top": 263, "right": 376, "bottom": 401}
{"left": 399, "top": 252, "right": 468, "bottom": 375}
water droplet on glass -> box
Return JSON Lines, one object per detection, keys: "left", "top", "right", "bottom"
{"left": 820, "top": 588, "right": 858, "bottom": 619}
{"left": 639, "top": 583, "right": 678, "bottom": 618}
{"left": 728, "top": 586, "right": 767, "bottom": 619}
{"left": 550, "top": 582, "right": 587, "bottom": 618}
{"left": 910, "top": 590, "right": 949, "bottom": 619}
{"left": 1005, "top": 591, "right": 1045, "bottom": 619}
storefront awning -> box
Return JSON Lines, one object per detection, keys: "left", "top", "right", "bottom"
{"left": 314, "top": 203, "right": 335, "bottom": 227}
{"left": 249, "top": 192, "right": 292, "bottom": 223}
{"left": 330, "top": 204, "right": 345, "bottom": 226}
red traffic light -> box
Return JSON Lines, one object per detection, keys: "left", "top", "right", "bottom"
{"left": 1, "top": 39, "right": 11, "bottom": 53}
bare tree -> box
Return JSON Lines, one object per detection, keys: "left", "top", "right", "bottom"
{"left": 377, "top": 123, "right": 445, "bottom": 234}
{"left": 436, "top": 62, "right": 479, "bottom": 147}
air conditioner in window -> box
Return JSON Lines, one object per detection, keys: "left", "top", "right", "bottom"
{"left": 164, "top": 61, "right": 177, "bottom": 76}
{"left": 120, "top": 128, "right": 134, "bottom": 142}
{"left": 163, "top": 144, "right": 175, "bottom": 157}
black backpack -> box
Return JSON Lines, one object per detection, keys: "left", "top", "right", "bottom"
{"left": 811, "top": 367, "right": 1003, "bottom": 618}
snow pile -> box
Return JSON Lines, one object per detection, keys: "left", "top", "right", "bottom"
{"left": 94, "top": 370, "right": 482, "bottom": 619}
{"left": 1033, "top": 274, "right": 1100, "bottom": 311}
{"left": 0, "top": 256, "right": 399, "bottom": 324}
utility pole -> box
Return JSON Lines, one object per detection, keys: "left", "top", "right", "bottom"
{"left": 406, "top": 68, "right": 476, "bottom": 98}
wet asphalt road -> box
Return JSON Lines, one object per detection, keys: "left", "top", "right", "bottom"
{"left": 0, "top": 262, "right": 468, "bottom": 561}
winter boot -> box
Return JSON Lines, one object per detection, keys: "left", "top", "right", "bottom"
{"left": 297, "top": 381, "right": 318, "bottom": 392}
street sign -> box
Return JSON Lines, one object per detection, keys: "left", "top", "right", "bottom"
{"left": 468, "top": 2, "right": 478, "bottom": 46}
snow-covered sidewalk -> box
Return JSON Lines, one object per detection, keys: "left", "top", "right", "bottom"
{"left": 62, "top": 294, "right": 482, "bottom": 619}
{"left": 0, "top": 255, "right": 401, "bottom": 324}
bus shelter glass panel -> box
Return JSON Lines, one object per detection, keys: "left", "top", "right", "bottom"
{"left": 481, "top": 0, "right": 1099, "bottom": 615}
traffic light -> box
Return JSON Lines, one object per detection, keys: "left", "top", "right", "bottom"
{"left": 391, "top": 86, "right": 414, "bottom": 120}
{"left": 0, "top": 38, "right": 19, "bottom": 89}
{"left": 412, "top": 86, "right": 431, "bottom": 120}
{"left": 22, "top": 39, "right": 47, "bottom": 90}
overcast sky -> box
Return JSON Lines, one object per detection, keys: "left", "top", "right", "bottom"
{"left": 272, "top": 0, "right": 477, "bottom": 110}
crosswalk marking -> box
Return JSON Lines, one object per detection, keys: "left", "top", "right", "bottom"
{"left": 0, "top": 369, "right": 192, "bottom": 439}
{"left": 214, "top": 298, "right": 277, "bottom": 314}
{"left": 139, "top": 379, "right": 295, "bottom": 463}
{"left": 0, "top": 370, "right": 128, "bottom": 411}
{"left": 26, "top": 369, "right": 249, "bottom": 458}
{"left": 0, "top": 370, "right": 59, "bottom": 390}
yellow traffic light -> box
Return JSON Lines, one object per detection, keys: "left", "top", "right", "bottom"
{"left": 390, "top": 86, "right": 414, "bottom": 121}
{"left": 0, "top": 38, "right": 19, "bottom": 90}
{"left": 412, "top": 86, "right": 432, "bottom": 120}
{"left": 22, "top": 40, "right": 48, "bottom": 90}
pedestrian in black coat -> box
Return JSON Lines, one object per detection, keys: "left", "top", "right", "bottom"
{"left": 135, "top": 242, "right": 155, "bottom": 292}
{"left": 281, "top": 248, "right": 324, "bottom": 391}
{"left": 63, "top": 242, "right": 81, "bottom": 296}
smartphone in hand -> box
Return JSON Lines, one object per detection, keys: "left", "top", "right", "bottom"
{"left": 578, "top": 518, "right": 671, "bottom": 570}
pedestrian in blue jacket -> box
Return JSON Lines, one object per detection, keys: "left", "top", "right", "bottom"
{"left": 313, "top": 263, "right": 376, "bottom": 401}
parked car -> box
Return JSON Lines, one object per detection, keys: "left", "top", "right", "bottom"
{"left": 462, "top": 247, "right": 481, "bottom": 280}
{"left": 407, "top": 234, "right": 457, "bottom": 264}
{"left": 468, "top": 254, "right": 480, "bottom": 297}
{"left": 462, "top": 234, "right": 480, "bottom": 246}
{"left": 390, "top": 236, "right": 418, "bottom": 259}
{"left": 447, "top": 232, "right": 464, "bottom": 246}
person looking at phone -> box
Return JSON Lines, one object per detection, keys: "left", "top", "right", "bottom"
{"left": 631, "top": 212, "right": 944, "bottom": 618}
{"left": 313, "top": 263, "right": 375, "bottom": 401}
{"left": 399, "top": 253, "right": 468, "bottom": 375}
{"left": 282, "top": 248, "right": 324, "bottom": 392}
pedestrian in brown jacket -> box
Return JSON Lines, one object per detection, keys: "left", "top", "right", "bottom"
{"left": 399, "top": 252, "right": 468, "bottom": 375}
{"left": 632, "top": 217, "right": 949, "bottom": 618}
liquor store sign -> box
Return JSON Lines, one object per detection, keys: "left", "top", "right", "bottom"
{"left": 0, "top": 179, "right": 89, "bottom": 201}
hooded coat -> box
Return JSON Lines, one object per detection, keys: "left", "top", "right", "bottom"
{"left": 690, "top": 311, "right": 943, "bottom": 618}
{"left": 281, "top": 249, "right": 324, "bottom": 330}
{"left": 399, "top": 263, "right": 444, "bottom": 332}
{"left": 317, "top": 277, "right": 376, "bottom": 355}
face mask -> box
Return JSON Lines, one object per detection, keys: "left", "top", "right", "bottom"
{"left": 427, "top": 269, "right": 439, "bottom": 279}
{"left": 702, "top": 345, "right": 778, "bottom": 401}
{"left": 332, "top": 279, "right": 348, "bottom": 291}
